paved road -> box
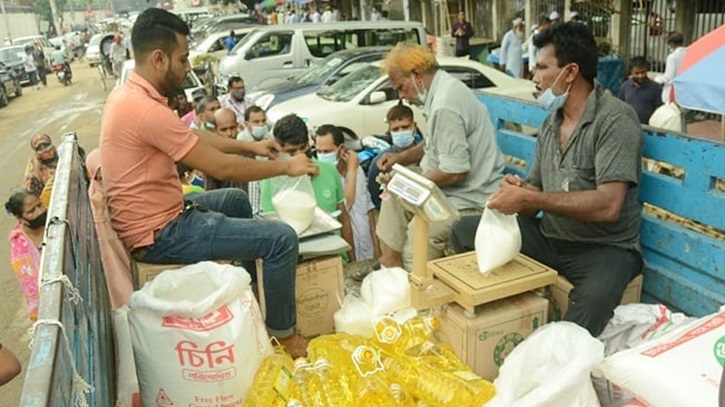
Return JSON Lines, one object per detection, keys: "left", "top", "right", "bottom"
{"left": 0, "top": 60, "right": 108, "bottom": 405}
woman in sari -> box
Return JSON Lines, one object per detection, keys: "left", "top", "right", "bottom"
{"left": 5, "top": 189, "right": 47, "bottom": 321}
{"left": 23, "top": 133, "right": 58, "bottom": 206}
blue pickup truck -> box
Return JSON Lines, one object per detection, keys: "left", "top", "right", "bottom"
{"left": 19, "top": 93, "right": 725, "bottom": 405}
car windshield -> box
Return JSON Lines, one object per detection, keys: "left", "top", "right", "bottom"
{"left": 0, "top": 47, "right": 24, "bottom": 63}
{"left": 231, "top": 29, "right": 259, "bottom": 55}
{"left": 14, "top": 38, "right": 35, "bottom": 47}
{"left": 296, "top": 56, "right": 345, "bottom": 86}
{"left": 318, "top": 64, "right": 380, "bottom": 103}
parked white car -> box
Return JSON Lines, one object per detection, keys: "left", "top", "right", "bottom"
{"left": 267, "top": 57, "right": 536, "bottom": 138}
{"left": 188, "top": 28, "right": 256, "bottom": 72}
{"left": 117, "top": 60, "right": 205, "bottom": 102}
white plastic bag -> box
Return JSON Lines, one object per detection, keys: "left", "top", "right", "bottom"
{"left": 112, "top": 306, "right": 141, "bottom": 407}
{"left": 270, "top": 175, "right": 317, "bottom": 234}
{"left": 475, "top": 207, "right": 522, "bottom": 274}
{"left": 334, "top": 294, "right": 375, "bottom": 337}
{"left": 600, "top": 309, "right": 725, "bottom": 407}
{"left": 648, "top": 102, "right": 684, "bottom": 133}
{"left": 360, "top": 267, "right": 411, "bottom": 316}
{"left": 488, "top": 322, "right": 604, "bottom": 407}
{"left": 129, "top": 262, "right": 272, "bottom": 407}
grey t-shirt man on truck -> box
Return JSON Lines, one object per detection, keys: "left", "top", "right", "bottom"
{"left": 451, "top": 22, "right": 643, "bottom": 337}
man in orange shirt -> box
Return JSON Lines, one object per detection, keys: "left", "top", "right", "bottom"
{"left": 100, "top": 8, "right": 317, "bottom": 357}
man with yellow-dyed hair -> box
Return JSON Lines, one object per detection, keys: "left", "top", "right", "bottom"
{"left": 375, "top": 43, "right": 504, "bottom": 271}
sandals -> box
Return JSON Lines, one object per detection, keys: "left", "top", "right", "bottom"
{"left": 277, "top": 333, "right": 308, "bottom": 359}
{"left": 351, "top": 260, "right": 380, "bottom": 282}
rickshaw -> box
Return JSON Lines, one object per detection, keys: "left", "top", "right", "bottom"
{"left": 97, "top": 33, "right": 116, "bottom": 91}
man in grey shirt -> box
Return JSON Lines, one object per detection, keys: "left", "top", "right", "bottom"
{"left": 451, "top": 22, "right": 643, "bottom": 336}
{"left": 376, "top": 43, "right": 504, "bottom": 271}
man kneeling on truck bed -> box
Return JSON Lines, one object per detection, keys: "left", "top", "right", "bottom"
{"left": 451, "top": 22, "right": 643, "bottom": 337}
{"left": 100, "top": 8, "right": 318, "bottom": 358}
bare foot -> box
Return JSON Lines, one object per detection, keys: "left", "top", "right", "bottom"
{"left": 278, "top": 333, "right": 308, "bottom": 359}
{"left": 378, "top": 254, "right": 403, "bottom": 268}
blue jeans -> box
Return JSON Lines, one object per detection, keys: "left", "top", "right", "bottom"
{"left": 135, "top": 188, "right": 299, "bottom": 337}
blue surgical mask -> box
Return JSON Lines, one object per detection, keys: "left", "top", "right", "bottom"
{"left": 316, "top": 151, "right": 337, "bottom": 165}
{"left": 190, "top": 173, "right": 204, "bottom": 187}
{"left": 411, "top": 76, "right": 428, "bottom": 106}
{"left": 391, "top": 129, "right": 415, "bottom": 148}
{"left": 251, "top": 125, "right": 268, "bottom": 140}
{"left": 536, "top": 65, "right": 572, "bottom": 112}
{"left": 232, "top": 90, "right": 245, "bottom": 101}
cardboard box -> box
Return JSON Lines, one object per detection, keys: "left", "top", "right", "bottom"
{"left": 257, "top": 255, "right": 344, "bottom": 338}
{"left": 437, "top": 292, "right": 548, "bottom": 381}
{"left": 428, "top": 252, "right": 558, "bottom": 312}
{"left": 548, "top": 274, "right": 643, "bottom": 322}
{"left": 294, "top": 256, "right": 344, "bottom": 337}
{"left": 131, "top": 262, "right": 184, "bottom": 290}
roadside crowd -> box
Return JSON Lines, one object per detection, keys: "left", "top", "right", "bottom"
{"left": 5, "top": 8, "right": 649, "bottom": 361}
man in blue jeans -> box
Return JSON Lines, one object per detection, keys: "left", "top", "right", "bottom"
{"left": 100, "top": 8, "right": 317, "bottom": 357}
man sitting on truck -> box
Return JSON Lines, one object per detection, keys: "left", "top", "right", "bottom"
{"left": 450, "top": 22, "right": 643, "bottom": 337}
{"left": 100, "top": 8, "right": 318, "bottom": 358}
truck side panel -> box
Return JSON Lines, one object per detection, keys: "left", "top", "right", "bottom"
{"left": 20, "top": 134, "right": 115, "bottom": 407}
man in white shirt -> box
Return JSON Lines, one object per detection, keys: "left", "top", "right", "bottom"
{"left": 22, "top": 45, "right": 40, "bottom": 90}
{"left": 321, "top": 5, "right": 333, "bottom": 23}
{"left": 500, "top": 17, "right": 525, "bottom": 78}
{"left": 237, "top": 106, "right": 272, "bottom": 215}
{"left": 655, "top": 32, "right": 686, "bottom": 104}
{"left": 528, "top": 15, "right": 551, "bottom": 77}
{"left": 218, "top": 76, "right": 254, "bottom": 124}
{"left": 110, "top": 34, "right": 127, "bottom": 77}
{"left": 370, "top": 8, "right": 381, "bottom": 21}
{"left": 311, "top": 9, "right": 321, "bottom": 23}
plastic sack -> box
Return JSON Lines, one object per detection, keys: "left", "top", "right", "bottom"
{"left": 488, "top": 322, "right": 603, "bottom": 407}
{"left": 475, "top": 207, "right": 522, "bottom": 274}
{"left": 112, "top": 307, "right": 141, "bottom": 407}
{"left": 129, "top": 261, "right": 272, "bottom": 407}
{"left": 360, "top": 267, "right": 411, "bottom": 316}
{"left": 648, "top": 102, "right": 683, "bottom": 133}
{"left": 270, "top": 175, "right": 317, "bottom": 234}
{"left": 334, "top": 294, "right": 375, "bottom": 337}
{"left": 600, "top": 309, "right": 725, "bottom": 407}
{"left": 594, "top": 304, "right": 694, "bottom": 406}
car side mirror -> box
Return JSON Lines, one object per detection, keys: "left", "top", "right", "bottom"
{"left": 368, "top": 91, "right": 387, "bottom": 105}
{"left": 325, "top": 75, "right": 341, "bottom": 86}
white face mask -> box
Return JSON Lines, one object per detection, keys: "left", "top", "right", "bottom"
{"left": 391, "top": 129, "right": 415, "bottom": 149}
{"left": 536, "top": 65, "right": 573, "bottom": 112}
{"left": 410, "top": 76, "right": 428, "bottom": 106}
{"left": 251, "top": 125, "right": 268, "bottom": 140}
{"left": 316, "top": 151, "right": 338, "bottom": 165}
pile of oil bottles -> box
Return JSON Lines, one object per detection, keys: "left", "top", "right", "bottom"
{"left": 243, "top": 315, "right": 496, "bottom": 407}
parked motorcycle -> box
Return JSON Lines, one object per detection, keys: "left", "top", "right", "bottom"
{"left": 54, "top": 64, "right": 72, "bottom": 86}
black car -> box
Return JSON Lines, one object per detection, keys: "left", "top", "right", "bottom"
{"left": 248, "top": 46, "right": 392, "bottom": 111}
{"left": 0, "top": 46, "right": 30, "bottom": 85}
{"left": 0, "top": 61, "right": 22, "bottom": 106}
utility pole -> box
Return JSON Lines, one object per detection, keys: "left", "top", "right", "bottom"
{"left": 48, "top": 0, "right": 61, "bottom": 36}
{"left": 1, "top": 0, "right": 12, "bottom": 42}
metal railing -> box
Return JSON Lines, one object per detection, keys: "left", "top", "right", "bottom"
{"left": 19, "top": 133, "right": 115, "bottom": 407}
